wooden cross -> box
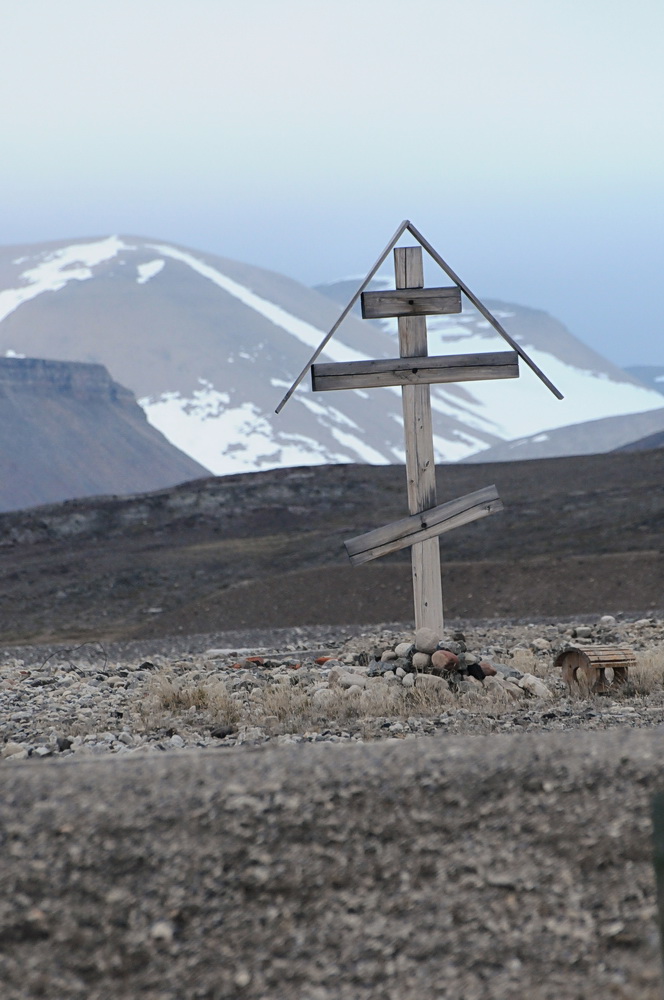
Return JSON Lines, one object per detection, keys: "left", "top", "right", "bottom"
{"left": 276, "top": 221, "right": 562, "bottom": 632}
{"left": 312, "top": 245, "right": 516, "bottom": 632}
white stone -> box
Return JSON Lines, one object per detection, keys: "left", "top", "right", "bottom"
{"left": 414, "top": 627, "right": 440, "bottom": 654}
{"left": 337, "top": 672, "right": 368, "bottom": 690}
{"left": 401, "top": 673, "right": 415, "bottom": 688}
{"left": 150, "top": 920, "right": 175, "bottom": 943}
{"left": 395, "top": 642, "right": 414, "bottom": 658}
{"left": 517, "top": 673, "right": 552, "bottom": 699}
{"left": 412, "top": 651, "right": 432, "bottom": 671}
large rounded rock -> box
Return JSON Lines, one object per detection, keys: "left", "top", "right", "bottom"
{"left": 431, "top": 649, "right": 459, "bottom": 674}
{"left": 411, "top": 651, "right": 432, "bottom": 672}
{"left": 414, "top": 628, "right": 440, "bottom": 655}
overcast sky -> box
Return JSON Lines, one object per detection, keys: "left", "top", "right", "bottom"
{"left": 1, "top": 0, "right": 662, "bottom": 366}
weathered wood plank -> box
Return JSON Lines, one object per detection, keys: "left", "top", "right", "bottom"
{"left": 394, "top": 246, "right": 443, "bottom": 633}
{"left": 361, "top": 285, "right": 461, "bottom": 319}
{"left": 312, "top": 351, "right": 519, "bottom": 391}
{"left": 344, "top": 486, "right": 503, "bottom": 566}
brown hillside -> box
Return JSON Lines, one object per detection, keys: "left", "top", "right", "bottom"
{"left": 0, "top": 447, "right": 662, "bottom": 645}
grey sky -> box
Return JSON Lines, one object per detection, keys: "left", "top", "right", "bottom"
{"left": 1, "top": 0, "right": 662, "bottom": 365}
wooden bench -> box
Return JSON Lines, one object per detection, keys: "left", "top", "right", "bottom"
{"left": 555, "top": 645, "right": 635, "bottom": 693}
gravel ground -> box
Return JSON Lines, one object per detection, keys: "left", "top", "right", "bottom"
{"left": 1, "top": 729, "right": 664, "bottom": 999}
{"left": 2, "top": 614, "right": 664, "bottom": 999}
{"left": 1, "top": 615, "right": 663, "bottom": 758}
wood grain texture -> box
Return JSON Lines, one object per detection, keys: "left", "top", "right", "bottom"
{"left": 394, "top": 246, "right": 443, "bottom": 632}
{"left": 361, "top": 285, "right": 461, "bottom": 319}
{"left": 344, "top": 486, "right": 503, "bottom": 566}
{"left": 311, "top": 351, "right": 519, "bottom": 391}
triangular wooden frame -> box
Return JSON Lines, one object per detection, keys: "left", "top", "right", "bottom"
{"left": 275, "top": 219, "right": 563, "bottom": 414}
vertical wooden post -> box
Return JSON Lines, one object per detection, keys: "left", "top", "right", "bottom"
{"left": 394, "top": 246, "right": 444, "bottom": 633}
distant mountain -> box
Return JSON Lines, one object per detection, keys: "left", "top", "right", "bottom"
{"left": 461, "top": 406, "right": 664, "bottom": 462}
{"left": 614, "top": 430, "right": 664, "bottom": 452}
{"left": 0, "top": 235, "right": 662, "bottom": 475}
{"left": 0, "top": 357, "right": 207, "bottom": 512}
{"left": 624, "top": 366, "right": 664, "bottom": 396}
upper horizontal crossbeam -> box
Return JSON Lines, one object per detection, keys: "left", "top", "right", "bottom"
{"left": 361, "top": 285, "right": 461, "bottom": 319}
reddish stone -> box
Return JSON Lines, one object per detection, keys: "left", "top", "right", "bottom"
{"left": 431, "top": 649, "right": 459, "bottom": 674}
{"left": 315, "top": 656, "right": 334, "bottom": 665}
{"left": 245, "top": 656, "right": 265, "bottom": 665}
{"left": 480, "top": 661, "right": 497, "bottom": 677}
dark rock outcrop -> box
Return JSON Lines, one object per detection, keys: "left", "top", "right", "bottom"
{"left": 0, "top": 357, "right": 208, "bottom": 511}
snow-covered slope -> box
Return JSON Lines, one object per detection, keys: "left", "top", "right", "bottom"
{"left": 0, "top": 235, "right": 661, "bottom": 475}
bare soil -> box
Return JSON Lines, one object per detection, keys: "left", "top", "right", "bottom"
{"left": 0, "top": 449, "right": 662, "bottom": 645}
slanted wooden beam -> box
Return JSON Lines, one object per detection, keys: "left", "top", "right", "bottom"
{"left": 345, "top": 485, "right": 503, "bottom": 566}
{"left": 312, "top": 350, "right": 519, "bottom": 391}
{"left": 405, "top": 221, "right": 564, "bottom": 400}
{"left": 361, "top": 285, "right": 461, "bottom": 319}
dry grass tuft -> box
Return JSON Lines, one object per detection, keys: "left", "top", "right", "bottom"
{"left": 627, "top": 650, "right": 664, "bottom": 695}
{"left": 251, "top": 679, "right": 456, "bottom": 733}
{"left": 138, "top": 671, "right": 241, "bottom": 731}
{"left": 510, "top": 648, "right": 541, "bottom": 676}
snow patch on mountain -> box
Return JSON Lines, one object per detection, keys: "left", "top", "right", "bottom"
{"left": 140, "top": 379, "right": 362, "bottom": 475}
{"left": 148, "top": 243, "right": 367, "bottom": 365}
{"left": 136, "top": 259, "right": 165, "bottom": 284}
{"left": 422, "top": 317, "right": 664, "bottom": 453}
{"left": 0, "top": 237, "right": 126, "bottom": 324}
